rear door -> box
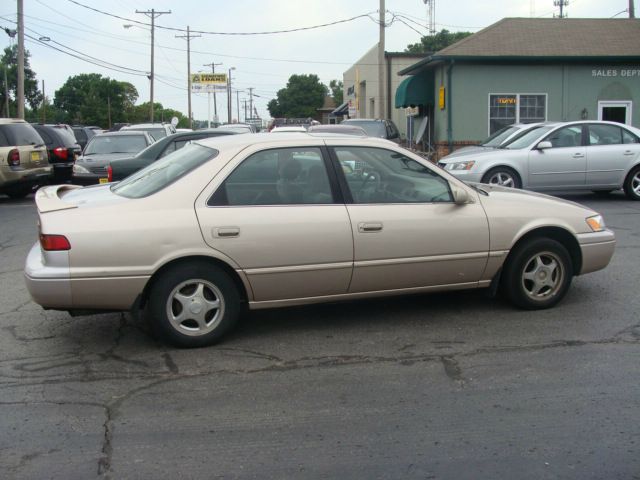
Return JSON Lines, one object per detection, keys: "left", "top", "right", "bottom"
{"left": 195, "top": 143, "right": 353, "bottom": 302}
{"left": 585, "top": 123, "right": 640, "bottom": 188}
{"left": 527, "top": 124, "right": 586, "bottom": 189}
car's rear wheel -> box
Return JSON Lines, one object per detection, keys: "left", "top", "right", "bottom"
{"left": 623, "top": 166, "right": 640, "bottom": 201}
{"left": 146, "top": 262, "right": 241, "bottom": 347}
{"left": 502, "top": 238, "right": 573, "bottom": 310}
{"left": 481, "top": 167, "right": 522, "bottom": 189}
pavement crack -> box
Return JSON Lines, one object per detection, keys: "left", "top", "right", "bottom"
{"left": 162, "top": 352, "right": 179, "bottom": 374}
{"left": 440, "top": 355, "right": 465, "bottom": 384}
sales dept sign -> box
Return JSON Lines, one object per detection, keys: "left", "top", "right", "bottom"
{"left": 191, "top": 73, "right": 227, "bottom": 85}
{"left": 592, "top": 68, "right": 640, "bottom": 77}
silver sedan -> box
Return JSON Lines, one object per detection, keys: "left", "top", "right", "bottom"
{"left": 25, "top": 133, "right": 615, "bottom": 347}
{"left": 439, "top": 121, "right": 640, "bottom": 200}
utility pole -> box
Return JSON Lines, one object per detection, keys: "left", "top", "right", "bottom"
{"left": 17, "top": 0, "right": 25, "bottom": 119}
{"left": 630, "top": 0, "right": 635, "bottom": 18}
{"left": 227, "top": 67, "right": 235, "bottom": 123}
{"left": 176, "top": 26, "right": 201, "bottom": 129}
{"left": 248, "top": 87, "right": 254, "bottom": 121}
{"left": 41, "top": 79, "right": 45, "bottom": 123}
{"left": 378, "top": 0, "right": 385, "bottom": 120}
{"left": 136, "top": 8, "right": 171, "bottom": 123}
{"left": 236, "top": 90, "right": 240, "bottom": 123}
{"left": 203, "top": 61, "right": 223, "bottom": 126}
{"left": 4, "top": 66, "right": 10, "bottom": 117}
{"left": 107, "top": 96, "right": 112, "bottom": 129}
{"left": 553, "top": 0, "right": 569, "bottom": 18}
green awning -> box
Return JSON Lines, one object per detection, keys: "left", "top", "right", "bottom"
{"left": 395, "top": 71, "right": 434, "bottom": 108}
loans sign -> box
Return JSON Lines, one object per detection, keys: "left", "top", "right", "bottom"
{"left": 191, "top": 73, "right": 227, "bottom": 93}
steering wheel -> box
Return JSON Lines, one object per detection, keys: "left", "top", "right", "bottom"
{"left": 361, "top": 171, "right": 381, "bottom": 190}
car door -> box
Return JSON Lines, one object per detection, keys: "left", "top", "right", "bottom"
{"left": 195, "top": 145, "right": 353, "bottom": 302}
{"left": 328, "top": 144, "right": 490, "bottom": 293}
{"left": 585, "top": 123, "right": 640, "bottom": 188}
{"left": 527, "top": 124, "right": 586, "bottom": 189}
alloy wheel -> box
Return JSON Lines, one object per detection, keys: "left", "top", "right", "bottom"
{"left": 521, "top": 251, "right": 565, "bottom": 301}
{"left": 165, "top": 279, "right": 225, "bottom": 336}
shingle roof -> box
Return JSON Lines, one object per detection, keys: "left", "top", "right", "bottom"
{"left": 437, "top": 18, "right": 640, "bottom": 57}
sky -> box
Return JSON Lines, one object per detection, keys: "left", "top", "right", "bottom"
{"left": 0, "top": 0, "right": 633, "bottom": 124}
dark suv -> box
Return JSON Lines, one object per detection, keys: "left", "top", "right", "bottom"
{"left": 341, "top": 118, "right": 400, "bottom": 142}
{"left": 32, "top": 124, "right": 81, "bottom": 183}
{"left": 71, "top": 126, "right": 98, "bottom": 150}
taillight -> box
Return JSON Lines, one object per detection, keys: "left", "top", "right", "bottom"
{"left": 8, "top": 148, "right": 20, "bottom": 166}
{"left": 53, "top": 147, "right": 68, "bottom": 160}
{"left": 107, "top": 164, "right": 113, "bottom": 182}
{"left": 39, "top": 234, "right": 71, "bottom": 251}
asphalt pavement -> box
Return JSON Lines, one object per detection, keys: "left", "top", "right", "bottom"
{"left": 0, "top": 191, "right": 638, "bottom": 479}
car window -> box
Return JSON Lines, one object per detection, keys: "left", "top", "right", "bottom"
{"left": 0, "top": 123, "right": 43, "bottom": 146}
{"left": 482, "top": 125, "right": 520, "bottom": 147}
{"left": 342, "top": 121, "right": 386, "bottom": 138}
{"left": 544, "top": 125, "right": 583, "bottom": 148}
{"left": 333, "top": 147, "right": 452, "bottom": 204}
{"left": 0, "top": 128, "right": 9, "bottom": 147}
{"left": 112, "top": 143, "right": 217, "bottom": 199}
{"left": 74, "top": 129, "right": 87, "bottom": 143}
{"left": 84, "top": 135, "right": 148, "bottom": 155}
{"left": 502, "top": 125, "right": 555, "bottom": 149}
{"left": 209, "top": 147, "right": 333, "bottom": 206}
{"left": 588, "top": 124, "right": 623, "bottom": 146}
{"left": 34, "top": 127, "right": 53, "bottom": 145}
{"left": 622, "top": 128, "right": 640, "bottom": 144}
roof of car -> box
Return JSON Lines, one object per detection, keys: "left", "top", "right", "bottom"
{"left": 93, "top": 130, "right": 152, "bottom": 137}
{"left": 122, "top": 123, "right": 171, "bottom": 129}
{"left": 0, "top": 118, "right": 29, "bottom": 125}
{"left": 193, "top": 132, "right": 397, "bottom": 150}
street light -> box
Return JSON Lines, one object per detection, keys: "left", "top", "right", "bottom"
{"left": 227, "top": 67, "right": 235, "bottom": 123}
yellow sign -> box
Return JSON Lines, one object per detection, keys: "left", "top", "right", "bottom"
{"left": 496, "top": 97, "right": 516, "bottom": 105}
{"left": 439, "top": 86, "right": 445, "bottom": 110}
{"left": 191, "top": 73, "right": 227, "bottom": 85}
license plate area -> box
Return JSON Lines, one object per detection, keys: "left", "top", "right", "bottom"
{"left": 31, "top": 151, "right": 42, "bottom": 162}
{"left": 99, "top": 178, "right": 108, "bottom": 184}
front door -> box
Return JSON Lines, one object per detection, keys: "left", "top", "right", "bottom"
{"left": 527, "top": 124, "right": 586, "bottom": 189}
{"left": 598, "top": 101, "right": 632, "bottom": 125}
{"left": 329, "top": 145, "right": 490, "bottom": 293}
{"left": 196, "top": 146, "right": 353, "bottom": 302}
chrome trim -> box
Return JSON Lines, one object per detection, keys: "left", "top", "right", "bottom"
{"left": 245, "top": 261, "right": 353, "bottom": 276}
{"left": 354, "top": 251, "right": 488, "bottom": 268}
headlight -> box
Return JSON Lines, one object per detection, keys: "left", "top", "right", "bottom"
{"left": 586, "top": 214, "right": 605, "bottom": 232}
{"left": 445, "top": 160, "right": 475, "bottom": 171}
{"left": 73, "top": 164, "right": 90, "bottom": 174}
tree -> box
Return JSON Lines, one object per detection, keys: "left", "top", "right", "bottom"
{"left": 329, "top": 79, "right": 343, "bottom": 105}
{"left": 267, "top": 74, "right": 328, "bottom": 118}
{"left": 129, "top": 102, "right": 189, "bottom": 128}
{"left": 0, "top": 45, "right": 42, "bottom": 116}
{"left": 405, "top": 29, "right": 473, "bottom": 54}
{"left": 54, "top": 74, "right": 138, "bottom": 127}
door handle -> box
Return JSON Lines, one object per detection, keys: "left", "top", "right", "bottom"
{"left": 213, "top": 227, "right": 240, "bottom": 238}
{"left": 358, "top": 222, "right": 383, "bottom": 233}
{"left": 572, "top": 153, "right": 585, "bottom": 158}
{"left": 623, "top": 151, "right": 635, "bottom": 156}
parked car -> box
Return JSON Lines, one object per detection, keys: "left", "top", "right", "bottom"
{"left": 438, "top": 121, "right": 640, "bottom": 200}
{"left": 270, "top": 126, "right": 307, "bottom": 133}
{"left": 107, "top": 128, "right": 239, "bottom": 182}
{"left": 71, "top": 125, "right": 97, "bottom": 150}
{"left": 26, "top": 133, "right": 615, "bottom": 347}
{"left": 120, "top": 123, "right": 176, "bottom": 141}
{"left": 445, "top": 122, "right": 543, "bottom": 159}
{"left": 72, "top": 131, "right": 154, "bottom": 185}
{"left": 308, "top": 124, "right": 368, "bottom": 136}
{"left": 341, "top": 118, "right": 400, "bottom": 142}
{"left": 32, "top": 124, "right": 81, "bottom": 183}
{"left": 217, "top": 123, "right": 256, "bottom": 134}
{"left": 0, "top": 118, "right": 49, "bottom": 198}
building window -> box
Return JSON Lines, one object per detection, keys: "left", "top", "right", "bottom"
{"left": 489, "top": 94, "right": 546, "bottom": 135}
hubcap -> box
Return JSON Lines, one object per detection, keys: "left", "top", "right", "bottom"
{"left": 632, "top": 172, "right": 640, "bottom": 196}
{"left": 488, "top": 171, "right": 515, "bottom": 188}
{"left": 166, "top": 279, "right": 225, "bottom": 336}
{"left": 521, "top": 251, "right": 564, "bottom": 301}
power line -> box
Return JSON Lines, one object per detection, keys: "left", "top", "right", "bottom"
{"left": 66, "top": 0, "right": 378, "bottom": 36}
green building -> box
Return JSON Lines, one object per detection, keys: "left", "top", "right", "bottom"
{"left": 395, "top": 18, "right": 640, "bottom": 157}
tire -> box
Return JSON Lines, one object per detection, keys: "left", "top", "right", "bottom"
{"left": 481, "top": 167, "right": 522, "bottom": 189}
{"left": 501, "top": 238, "right": 573, "bottom": 310}
{"left": 623, "top": 166, "right": 640, "bottom": 201}
{"left": 146, "top": 262, "right": 241, "bottom": 348}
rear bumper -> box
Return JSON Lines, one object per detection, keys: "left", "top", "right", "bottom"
{"left": 71, "top": 173, "right": 107, "bottom": 186}
{"left": 1, "top": 166, "right": 52, "bottom": 191}
{"left": 577, "top": 229, "right": 616, "bottom": 275}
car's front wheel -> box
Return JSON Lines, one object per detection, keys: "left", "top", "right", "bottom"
{"left": 146, "top": 262, "right": 241, "bottom": 347}
{"left": 623, "top": 165, "right": 640, "bottom": 201}
{"left": 481, "top": 167, "right": 522, "bottom": 189}
{"left": 502, "top": 238, "right": 573, "bottom": 310}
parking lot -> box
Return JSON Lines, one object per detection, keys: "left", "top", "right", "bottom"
{"left": 1, "top": 191, "right": 638, "bottom": 479}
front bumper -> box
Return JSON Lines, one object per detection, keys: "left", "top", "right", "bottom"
{"left": 440, "top": 168, "right": 484, "bottom": 183}
{"left": 577, "top": 229, "right": 616, "bottom": 275}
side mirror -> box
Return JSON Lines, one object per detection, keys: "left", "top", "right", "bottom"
{"left": 451, "top": 183, "right": 470, "bottom": 205}
{"left": 536, "top": 141, "right": 552, "bottom": 150}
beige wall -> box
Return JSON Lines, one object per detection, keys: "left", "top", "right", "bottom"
{"left": 343, "top": 44, "right": 424, "bottom": 139}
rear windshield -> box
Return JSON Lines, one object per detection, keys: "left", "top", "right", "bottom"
{"left": 51, "top": 126, "right": 78, "bottom": 146}
{"left": 111, "top": 143, "right": 217, "bottom": 198}
{"left": 0, "top": 123, "right": 43, "bottom": 146}
{"left": 342, "top": 121, "right": 386, "bottom": 138}
{"left": 85, "top": 135, "right": 148, "bottom": 155}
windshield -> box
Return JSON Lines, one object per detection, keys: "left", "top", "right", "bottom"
{"left": 111, "top": 143, "right": 217, "bottom": 198}
{"left": 137, "top": 127, "right": 167, "bottom": 141}
{"left": 481, "top": 125, "right": 521, "bottom": 147}
{"left": 343, "top": 121, "right": 386, "bottom": 138}
{"left": 85, "top": 135, "right": 148, "bottom": 155}
{"left": 502, "top": 126, "right": 555, "bottom": 150}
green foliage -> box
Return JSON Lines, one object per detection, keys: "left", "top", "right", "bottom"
{"left": 0, "top": 45, "right": 42, "bottom": 115}
{"left": 128, "top": 102, "right": 189, "bottom": 127}
{"left": 405, "top": 29, "right": 473, "bottom": 54}
{"left": 267, "top": 74, "right": 328, "bottom": 118}
{"left": 53, "top": 73, "right": 138, "bottom": 127}
{"left": 329, "top": 79, "right": 343, "bottom": 105}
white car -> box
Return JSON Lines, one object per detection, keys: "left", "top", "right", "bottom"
{"left": 439, "top": 121, "right": 640, "bottom": 200}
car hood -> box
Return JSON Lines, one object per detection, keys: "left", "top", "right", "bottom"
{"left": 440, "top": 147, "right": 518, "bottom": 164}
{"left": 444, "top": 145, "right": 492, "bottom": 159}
{"left": 471, "top": 182, "right": 594, "bottom": 212}
{"left": 77, "top": 153, "right": 135, "bottom": 166}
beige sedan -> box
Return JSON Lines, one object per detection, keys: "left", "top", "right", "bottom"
{"left": 25, "top": 133, "right": 616, "bottom": 347}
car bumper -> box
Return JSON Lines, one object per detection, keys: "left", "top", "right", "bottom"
{"left": 443, "top": 169, "right": 484, "bottom": 183}
{"left": 577, "top": 229, "right": 616, "bottom": 275}
{"left": 1, "top": 166, "right": 52, "bottom": 190}
{"left": 71, "top": 172, "right": 108, "bottom": 186}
